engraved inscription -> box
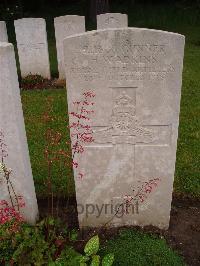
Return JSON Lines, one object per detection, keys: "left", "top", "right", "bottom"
{"left": 105, "top": 17, "right": 119, "bottom": 26}
{"left": 19, "top": 43, "right": 45, "bottom": 51}
{"left": 68, "top": 37, "right": 175, "bottom": 82}
{"left": 64, "top": 22, "right": 78, "bottom": 33}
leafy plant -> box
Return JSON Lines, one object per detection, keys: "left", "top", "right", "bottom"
{"left": 102, "top": 254, "right": 115, "bottom": 266}
{"left": 79, "top": 235, "right": 114, "bottom": 266}
{"left": 84, "top": 235, "right": 100, "bottom": 256}
{"left": 50, "top": 234, "right": 114, "bottom": 266}
{"left": 0, "top": 217, "right": 66, "bottom": 265}
{"left": 0, "top": 220, "right": 19, "bottom": 263}
{"left": 0, "top": 218, "right": 114, "bottom": 266}
{"left": 21, "top": 74, "right": 47, "bottom": 90}
{"left": 22, "top": 74, "right": 45, "bottom": 85}
{"left": 80, "top": 235, "right": 114, "bottom": 266}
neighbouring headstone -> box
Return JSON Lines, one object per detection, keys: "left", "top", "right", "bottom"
{"left": 0, "top": 42, "right": 38, "bottom": 224}
{"left": 97, "top": 13, "right": 128, "bottom": 29}
{"left": 64, "top": 28, "right": 185, "bottom": 229}
{"left": 0, "top": 21, "right": 8, "bottom": 42}
{"left": 54, "top": 15, "right": 85, "bottom": 80}
{"left": 14, "top": 18, "right": 50, "bottom": 78}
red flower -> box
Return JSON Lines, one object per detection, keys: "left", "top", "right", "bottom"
{"left": 69, "top": 91, "right": 95, "bottom": 179}
{"left": 0, "top": 200, "right": 24, "bottom": 225}
{"left": 72, "top": 161, "right": 78, "bottom": 168}
{"left": 83, "top": 91, "right": 95, "bottom": 98}
{"left": 78, "top": 172, "right": 84, "bottom": 179}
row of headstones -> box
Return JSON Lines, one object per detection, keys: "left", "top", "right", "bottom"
{"left": 0, "top": 13, "right": 128, "bottom": 80}
{"left": 0, "top": 25, "right": 185, "bottom": 230}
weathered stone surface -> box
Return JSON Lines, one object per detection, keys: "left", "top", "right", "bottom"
{"left": 54, "top": 15, "right": 85, "bottom": 79}
{"left": 63, "top": 28, "right": 185, "bottom": 229}
{"left": 0, "top": 42, "right": 38, "bottom": 224}
{"left": 14, "top": 18, "right": 50, "bottom": 78}
{"left": 97, "top": 13, "right": 128, "bottom": 29}
{"left": 0, "top": 21, "right": 8, "bottom": 42}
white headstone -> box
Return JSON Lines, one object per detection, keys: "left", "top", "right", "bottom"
{"left": 0, "top": 21, "right": 8, "bottom": 42}
{"left": 0, "top": 42, "right": 38, "bottom": 224}
{"left": 63, "top": 28, "right": 185, "bottom": 229}
{"left": 97, "top": 13, "right": 128, "bottom": 29}
{"left": 54, "top": 15, "right": 85, "bottom": 79}
{"left": 14, "top": 18, "right": 50, "bottom": 78}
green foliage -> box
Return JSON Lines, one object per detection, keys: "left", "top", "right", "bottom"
{"left": 102, "top": 253, "right": 115, "bottom": 266}
{"left": 100, "top": 229, "right": 186, "bottom": 266}
{"left": 80, "top": 235, "right": 114, "bottom": 266}
{"left": 69, "top": 228, "right": 79, "bottom": 241}
{"left": 22, "top": 74, "right": 45, "bottom": 86}
{"left": 0, "top": 221, "right": 185, "bottom": 265}
{"left": 0, "top": 220, "right": 17, "bottom": 263}
{"left": 21, "top": 75, "right": 59, "bottom": 90}
{"left": 12, "top": 224, "right": 54, "bottom": 265}
{"left": 50, "top": 246, "right": 83, "bottom": 266}
{"left": 0, "top": 220, "right": 113, "bottom": 266}
{"left": 84, "top": 235, "right": 100, "bottom": 256}
{"left": 0, "top": 218, "right": 68, "bottom": 265}
{"left": 90, "top": 255, "right": 100, "bottom": 266}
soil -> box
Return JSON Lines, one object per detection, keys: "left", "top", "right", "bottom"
{"left": 38, "top": 193, "right": 200, "bottom": 266}
{"left": 164, "top": 195, "right": 200, "bottom": 265}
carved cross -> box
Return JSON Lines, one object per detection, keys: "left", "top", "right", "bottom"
{"left": 92, "top": 89, "right": 166, "bottom": 147}
{"left": 84, "top": 87, "right": 171, "bottom": 205}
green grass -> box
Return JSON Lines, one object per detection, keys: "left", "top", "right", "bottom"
{"left": 21, "top": 89, "right": 75, "bottom": 197}
{"left": 100, "top": 229, "right": 185, "bottom": 266}
{"left": 174, "top": 44, "right": 200, "bottom": 196}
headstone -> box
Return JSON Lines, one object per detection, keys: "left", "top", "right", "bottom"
{"left": 63, "top": 28, "right": 185, "bottom": 229}
{"left": 0, "top": 42, "right": 38, "bottom": 224}
{"left": 97, "top": 13, "right": 128, "bottom": 29}
{"left": 14, "top": 18, "right": 50, "bottom": 78}
{"left": 0, "top": 21, "right": 8, "bottom": 42}
{"left": 54, "top": 15, "right": 85, "bottom": 80}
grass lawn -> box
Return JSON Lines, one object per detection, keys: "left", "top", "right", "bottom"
{"left": 17, "top": 2, "right": 199, "bottom": 198}
{"left": 21, "top": 89, "right": 75, "bottom": 197}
